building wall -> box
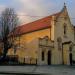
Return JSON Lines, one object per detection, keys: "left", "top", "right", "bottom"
{"left": 8, "top": 28, "right": 54, "bottom": 63}
{"left": 37, "top": 36, "right": 54, "bottom": 65}
{"left": 22, "top": 28, "right": 51, "bottom": 43}
{"left": 54, "top": 7, "right": 75, "bottom": 65}
{"left": 63, "top": 44, "right": 70, "bottom": 65}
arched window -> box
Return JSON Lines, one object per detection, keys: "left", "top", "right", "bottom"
{"left": 64, "top": 23, "right": 67, "bottom": 36}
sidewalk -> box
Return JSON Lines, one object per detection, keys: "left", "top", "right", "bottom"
{"left": 0, "top": 65, "right": 75, "bottom": 75}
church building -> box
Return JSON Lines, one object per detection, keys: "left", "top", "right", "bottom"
{"left": 8, "top": 5, "right": 75, "bottom": 65}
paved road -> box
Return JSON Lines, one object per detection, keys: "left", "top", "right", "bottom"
{"left": 0, "top": 65, "right": 75, "bottom": 75}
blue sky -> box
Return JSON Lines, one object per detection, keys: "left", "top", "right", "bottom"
{"left": 0, "top": 0, "right": 75, "bottom": 25}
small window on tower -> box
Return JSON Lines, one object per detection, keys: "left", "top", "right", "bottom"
{"left": 64, "top": 23, "right": 67, "bottom": 37}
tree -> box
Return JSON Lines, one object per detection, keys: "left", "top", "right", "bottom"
{"left": 0, "top": 8, "right": 19, "bottom": 62}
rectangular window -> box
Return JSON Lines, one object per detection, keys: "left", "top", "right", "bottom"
{"left": 64, "top": 25, "right": 66, "bottom": 35}
{"left": 63, "top": 23, "right": 67, "bottom": 38}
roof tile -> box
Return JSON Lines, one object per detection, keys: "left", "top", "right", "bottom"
{"left": 14, "top": 12, "right": 60, "bottom": 35}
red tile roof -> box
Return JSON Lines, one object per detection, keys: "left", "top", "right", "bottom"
{"left": 14, "top": 12, "right": 61, "bottom": 36}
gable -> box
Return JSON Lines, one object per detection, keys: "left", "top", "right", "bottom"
{"left": 58, "top": 5, "right": 72, "bottom": 27}
{"left": 54, "top": 5, "right": 74, "bottom": 43}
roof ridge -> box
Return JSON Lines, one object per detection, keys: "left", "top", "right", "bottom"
{"left": 13, "top": 11, "right": 61, "bottom": 36}
{"left": 19, "top": 11, "right": 61, "bottom": 27}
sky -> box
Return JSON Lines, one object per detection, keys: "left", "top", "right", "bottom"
{"left": 0, "top": 0, "right": 75, "bottom": 25}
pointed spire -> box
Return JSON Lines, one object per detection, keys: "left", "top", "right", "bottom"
{"left": 64, "top": 2, "right": 66, "bottom": 8}
{"left": 64, "top": 2, "right": 66, "bottom": 7}
{"left": 61, "top": 2, "right": 67, "bottom": 12}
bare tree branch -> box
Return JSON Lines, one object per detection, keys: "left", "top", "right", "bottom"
{"left": 0, "top": 8, "right": 19, "bottom": 62}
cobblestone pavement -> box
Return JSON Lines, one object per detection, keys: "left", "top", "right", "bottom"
{"left": 0, "top": 65, "right": 75, "bottom": 75}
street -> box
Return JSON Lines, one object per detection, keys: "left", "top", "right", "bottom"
{"left": 0, "top": 65, "right": 75, "bottom": 75}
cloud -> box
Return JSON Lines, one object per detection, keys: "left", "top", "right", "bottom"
{"left": 12, "top": 0, "right": 56, "bottom": 24}
{"left": 0, "top": 0, "right": 75, "bottom": 25}
{"left": 0, "top": 5, "right": 6, "bottom": 14}
{"left": 17, "top": 11, "right": 33, "bottom": 25}
{"left": 0, "top": 0, "right": 65, "bottom": 24}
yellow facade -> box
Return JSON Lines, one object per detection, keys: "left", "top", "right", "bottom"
{"left": 8, "top": 28, "right": 53, "bottom": 63}
{"left": 21, "top": 28, "right": 51, "bottom": 43}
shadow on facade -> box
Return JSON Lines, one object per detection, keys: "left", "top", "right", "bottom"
{"left": 0, "top": 55, "right": 37, "bottom": 66}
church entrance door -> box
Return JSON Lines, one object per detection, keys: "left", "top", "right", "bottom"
{"left": 47, "top": 51, "right": 51, "bottom": 65}
{"left": 62, "top": 43, "right": 70, "bottom": 65}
